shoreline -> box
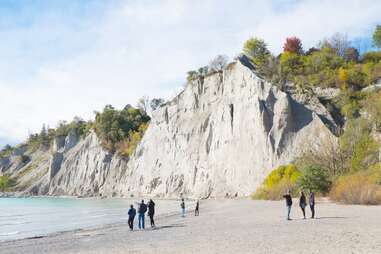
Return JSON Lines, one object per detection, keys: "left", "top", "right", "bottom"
{"left": 1, "top": 207, "right": 184, "bottom": 244}
{"left": 2, "top": 199, "right": 381, "bottom": 254}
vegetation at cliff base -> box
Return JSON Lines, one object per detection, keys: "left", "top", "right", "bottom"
{"left": 253, "top": 164, "right": 301, "bottom": 200}
{"left": 330, "top": 167, "right": 381, "bottom": 205}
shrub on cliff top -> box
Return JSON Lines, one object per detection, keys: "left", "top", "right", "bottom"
{"left": 94, "top": 104, "right": 150, "bottom": 155}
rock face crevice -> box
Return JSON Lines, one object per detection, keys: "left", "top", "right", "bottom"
{"left": 1, "top": 56, "right": 336, "bottom": 198}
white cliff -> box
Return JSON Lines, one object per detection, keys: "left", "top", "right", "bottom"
{"left": 0, "top": 56, "right": 336, "bottom": 198}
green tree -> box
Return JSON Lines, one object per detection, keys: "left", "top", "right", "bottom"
{"left": 242, "top": 37, "right": 271, "bottom": 71}
{"left": 362, "top": 51, "right": 381, "bottom": 63}
{"left": 186, "top": 70, "right": 198, "bottom": 81}
{"left": 280, "top": 51, "right": 304, "bottom": 78}
{"left": 297, "top": 165, "right": 331, "bottom": 194}
{"left": 94, "top": 104, "right": 150, "bottom": 153}
{"left": 372, "top": 25, "right": 381, "bottom": 49}
{"left": 365, "top": 91, "right": 381, "bottom": 130}
{"left": 340, "top": 118, "right": 379, "bottom": 171}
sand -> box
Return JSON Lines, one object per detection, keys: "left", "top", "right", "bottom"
{"left": 2, "top": 199, "right": 381, "bottom": 254}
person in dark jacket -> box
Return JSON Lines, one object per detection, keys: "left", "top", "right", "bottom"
{"left": 195, "top": 200, "right": 199, "bottom": 216}
{"left": 127, "top": 205, "right": 136, "bottom": 230}
{"left": 181, "top": 198, "right": 185, "bottom": 217}
{"left": 283, "top": 190, "right": 293, "bottom": 220}
{"left": 309, "top": 191, "right": 315, "bottom": 218}
{"left": 137, "top": 200, "right": 147, "bottom": 229}
{"left": 147, "top": 199, "right": 155, "bottom": 227}
{"left": 299, "top": 191, "right": 307, "bottom": 219}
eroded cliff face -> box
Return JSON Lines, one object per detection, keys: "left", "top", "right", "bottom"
{"left": 0, "top": 57, "right": 336, "bottom": 198}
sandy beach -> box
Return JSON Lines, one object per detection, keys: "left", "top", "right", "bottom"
{"left": 2, "top": 199, "right": 381, "bottom": 254}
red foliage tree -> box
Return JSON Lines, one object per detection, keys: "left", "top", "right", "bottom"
{"left": 283, "top": 37, "right": 303, "bottom": 54}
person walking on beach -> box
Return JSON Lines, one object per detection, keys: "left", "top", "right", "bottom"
{"left": 283, "top": 190, "right": 293, "bottom": 220}
{"left": 195, "top": 200, "right": 199, "bottom": 216}
{"left": 309, "top": 191, "right": 315, "bottom": 219}
{"left": 127, "top": 205, "right": 136, "bottom": 231}
{"left": 181, "top": 198, "right": 185, "bottom": 217}
{"left": 137, "top": 200, "right": 147, "bottom": 229}
{"left": 147, "top": 199, "right": 155, "bottom": 227}
{"left": 299, "top": 191, "right": 307, "bottom": 219}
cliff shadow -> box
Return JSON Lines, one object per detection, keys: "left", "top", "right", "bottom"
{"left": 289, "top": 98, "right": 313, "bottom": 133}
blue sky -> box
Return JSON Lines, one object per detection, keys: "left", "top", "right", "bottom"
{"left": 0, "top": 0, "right": 380, "bottom": 148}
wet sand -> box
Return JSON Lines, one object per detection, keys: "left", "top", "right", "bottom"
{"left": 2, "top": 199, "right": 381, "bottom": 254}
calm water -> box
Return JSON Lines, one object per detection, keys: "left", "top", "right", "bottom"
{"left": 0, "top": 197, "right": 180, "bottom": 241}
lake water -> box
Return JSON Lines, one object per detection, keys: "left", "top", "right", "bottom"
{"left": 0, "top": 197, "right": 181, "bottom": 242}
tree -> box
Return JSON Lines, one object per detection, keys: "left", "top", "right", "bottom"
{"left": 283, "top": 36, "right": 303, "bottom": 54}
{"left": 94, "top": 104, "right": 150, "bottom": 152}
{"left": 0, "top": 144, "right": 13, "bottom": 158}
{"left": 343, "top": 47, "right": 359, "bottom": 62}
{"left": 150, "top": 98, "right": 165, "bottom": 111}
{"left": 39, "top": 124, "right": 50, "bottom": 147}
{"left": 322, "top": 33, "right": 350, "bottom": 57}
{"left": 186, "top": 70, "right": 198, "bottom": 81}
{"left": 208, "top": 55, "right": 228, "bottom": 72}
{"left": 2, "top": 144, "right": 12, "bottom": 151}
{"left": 364, "top": 91, "right": 381, "bottom": 130}
{"left": 137, "top": 96, "right": 150, "bottom": 113}
{"left": 243, "top": 37, "right": 271, "bottom": 67}
{"left": 361, "top": 51, "right": 381, "bottom": 63}
{"left": 198, "top": 66, "right": 209, "bottom": 76}
{"left": 339, "top": 118, "right": 379, "bottom": 172}
{"left": 296, "top": 134, "right": 347, "bottom": 177}
{"left": 280, "top": 51, "right": 304, "bottom": 78}
{"left": 297, "top": 165, "right": 331, "bottom": 194}
{"left": 372, "top": 25, "right": 381, "bottom": 49}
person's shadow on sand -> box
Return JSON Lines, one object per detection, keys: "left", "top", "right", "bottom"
{"left": 150, "top": 223, "right": 185, "bottom": 231}
{"left": 290, "top": 216, "right": 349, "bottom": 221}
{"left": 314, "top": 216, "right": 348, "bottom": 220}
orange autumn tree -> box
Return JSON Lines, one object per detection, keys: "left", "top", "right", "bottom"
{"left": 283, "top": 36, "right": 303, "bottom": 54}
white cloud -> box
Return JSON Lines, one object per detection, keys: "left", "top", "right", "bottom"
{"left": 0, "top": 0, "right": 380, "bottom": 146}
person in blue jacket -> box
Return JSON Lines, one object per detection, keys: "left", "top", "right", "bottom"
{"left": 127, "top": 205, "right": 136, "bottom": 230}
{"left": 309, "top": 191, "right": 315, "bottom": 218}
{"left": 137, "top": 200, "right": 148, "bottom": 229}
